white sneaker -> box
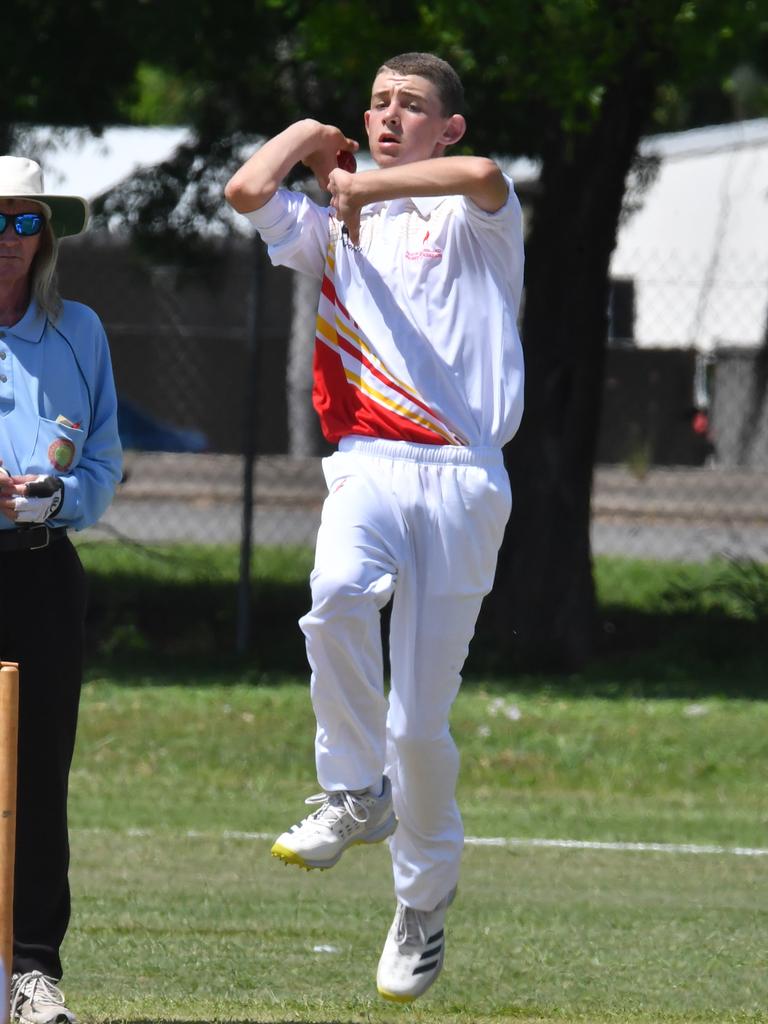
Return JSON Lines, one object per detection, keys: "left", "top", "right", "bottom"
{"left": 10, "top": 972, "right": 76, "bottom": 1024}
{"left": 376, "top": 887, "right": 457, "bottom": 1002}
{"left": 271, "top": 776, "right": 397, "bottom": 869}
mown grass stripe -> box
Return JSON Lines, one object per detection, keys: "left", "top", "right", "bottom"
{"left": 71, "top": 827, "right": 768, "bottom": 857}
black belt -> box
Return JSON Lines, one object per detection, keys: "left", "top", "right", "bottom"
{"left": 0, "top": 525, "right": 68, "bottom": 553}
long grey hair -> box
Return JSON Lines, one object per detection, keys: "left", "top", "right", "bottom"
{"left": 31, "top": 219, "right": 62, "bottom": 320}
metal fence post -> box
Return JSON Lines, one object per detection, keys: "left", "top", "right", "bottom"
{"left": 236, "top": 237, "right": 261, "bottom": 656}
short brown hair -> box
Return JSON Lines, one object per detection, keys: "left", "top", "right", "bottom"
{"left": 377, "top": 53, "right": 464, "bottom": 116}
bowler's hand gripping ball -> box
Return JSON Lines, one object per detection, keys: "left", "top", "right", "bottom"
{"left": 337, "top": 150, "right": 357, "bottom": 174}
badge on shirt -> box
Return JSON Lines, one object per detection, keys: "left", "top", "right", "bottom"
{"left": 48, "top": 438, "right": 76, "bottom": 472}
{"left": 405, "top": 229, "right": 443, "bottom": 261}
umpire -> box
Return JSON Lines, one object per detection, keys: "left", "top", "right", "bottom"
{"left": 0, "top": 156, "right": 122, "bottom": 1024}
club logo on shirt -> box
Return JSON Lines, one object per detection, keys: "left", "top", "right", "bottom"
{"left": 405, "top": 230, "right": 443, "bottom": 261}
{"left": 48, "top": 438, "right": 76, "bottom": 472}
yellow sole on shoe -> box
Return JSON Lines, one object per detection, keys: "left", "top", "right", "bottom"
{"left": 270, "top": 831, "right": 395, "bottom": 870}
{"left": 270, "top": 842, "right": 315, "bottom": 869}
{"left": 377, "top": 987, "right": 416, "bottom": 1003}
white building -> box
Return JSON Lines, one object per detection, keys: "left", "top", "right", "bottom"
{"left": 611, "top": 118, "right": 768, "bottom": 353}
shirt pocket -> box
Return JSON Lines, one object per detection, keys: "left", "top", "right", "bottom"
{"left": 25, "top": 417, "right": 85, "bottom": 476}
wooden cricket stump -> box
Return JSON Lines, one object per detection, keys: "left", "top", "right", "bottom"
{"left": 0, "top": 663, "right": 19, "bottom": 1024}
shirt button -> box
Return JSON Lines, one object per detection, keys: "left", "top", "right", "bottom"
{"left": 0, "top": 351, "right": 6, "bottom": 359}
{"left": 0, "top": 375, "right": 6, "bottom": 383}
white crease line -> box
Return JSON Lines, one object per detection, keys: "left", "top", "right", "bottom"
{"left": 464, "top": 836, "right": 768, "bottom": 857}
{"left": 75, "top": 828, "right": 768, "bottom": 858}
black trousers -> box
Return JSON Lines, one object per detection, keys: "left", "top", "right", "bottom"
{"left": 0, "top": 535, "right": 86, "bottom": 980}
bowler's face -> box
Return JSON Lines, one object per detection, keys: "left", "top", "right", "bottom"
{"left": 364, "top": 71, "right": 461, "bottom": 167}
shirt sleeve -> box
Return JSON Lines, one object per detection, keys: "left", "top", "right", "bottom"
{"left": 460, "top": 175, "right": 525, "bottom": 305}
{"left": 244, "top": 189, "right": 331, "bottom": 279}
{"left": 462, "top": 174, "right": 520, "bottom": 228}
{"left": 55, "top": 313, "right": 123, "bottom": 531}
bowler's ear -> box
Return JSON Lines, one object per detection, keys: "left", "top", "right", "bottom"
{"left": 441, "top": 114, "right": 466, "bottom": 148}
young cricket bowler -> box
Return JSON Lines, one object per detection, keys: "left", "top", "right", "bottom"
{"left": 225, "top": 51, "right": 525, "bottom": 1002}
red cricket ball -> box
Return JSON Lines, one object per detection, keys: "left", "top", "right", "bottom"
{"left": 336, "top": 150, "right": 357, "bottom": 173}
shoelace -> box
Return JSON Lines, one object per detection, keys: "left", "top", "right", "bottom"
{"left": 11, "top": 973, "right": 67, "bottom": 1017}
{"left": 304, "top": 789, "right": 371, "bottom": 826}
{"left": 393, "top": 902, "right": 429, "bottom": 947}
{"left": 392, "top": 888, "right": 456, "bottom": 948}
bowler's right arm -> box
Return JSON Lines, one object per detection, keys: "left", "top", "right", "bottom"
{"left": 224, "top": 120, "right": 359, "bottom": 213}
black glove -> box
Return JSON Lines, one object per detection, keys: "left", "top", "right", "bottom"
{"left": 14, "top": 475, "right": 65, "bottom": 523}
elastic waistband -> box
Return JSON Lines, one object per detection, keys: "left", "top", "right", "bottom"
{"left": 339, "top": 435, "right": 504, "bottom": 468}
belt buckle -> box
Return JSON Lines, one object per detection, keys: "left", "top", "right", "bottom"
{"left": 29, "top": 524, "right": 51, "bottom": 551}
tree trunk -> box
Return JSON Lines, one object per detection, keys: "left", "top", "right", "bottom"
{"left": 486, "top": 62, "right": 662, "bottom": 672}
{"left": 286, "top": 181, "right": 327, "bottom": 457}
{"left": 287, "top": 268, "right": 323, "bottom": 456}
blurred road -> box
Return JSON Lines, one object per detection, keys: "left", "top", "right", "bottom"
{"left": 75, "top": 453, "right": 768, "bottom": 563}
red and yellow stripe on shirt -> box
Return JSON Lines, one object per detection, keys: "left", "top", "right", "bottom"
{"left": 312, "top": 249, "right": 466, "bottom": 446}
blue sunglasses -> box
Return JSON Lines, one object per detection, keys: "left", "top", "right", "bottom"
{"left": 0, "top": 212, "right": 45, "bottom": 237}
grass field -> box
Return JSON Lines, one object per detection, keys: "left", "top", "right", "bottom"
{"left": 53, "top": 543, "right": 767, "bottom": 1021}
{"left": 63, "top": 680, "right": 767, "bottom": 1023}
{"left": 75, "top": 541, "right": 768, "bottom": 693}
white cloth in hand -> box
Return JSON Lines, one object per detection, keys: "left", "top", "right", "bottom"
{"left": 13, "top": 475, "right": 64, "bottom": 523}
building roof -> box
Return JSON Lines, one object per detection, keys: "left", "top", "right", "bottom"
{"left": 25, "top": 125, "right": 191, "bottom": 201}
{"left": 21, "top": 118, "right": 768, "bottom": 351}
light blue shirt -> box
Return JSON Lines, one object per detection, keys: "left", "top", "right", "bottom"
{"left": 0, "top": 299, "right": 122, "bottom": 531}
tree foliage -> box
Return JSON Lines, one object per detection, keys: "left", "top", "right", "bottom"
{"left": 128, "top": 1, "right": 768, "bottom": 148}
{"left": 3, "top": 1, "right": 140, "bottom": 134}
{"left": 6, "top": 1, "right": 765, "bottom": 212}
{"left": 5, "top": 0, "right": 767, "bottom": 669}
{"left": 9, "top": 1, "right": 761, "bottom": 250}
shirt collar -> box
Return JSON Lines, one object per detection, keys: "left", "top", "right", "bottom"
{"left": 5, "top": 300, "right": 47, "bottom": 344}
{"left": 410, "top": 195, "right": 446, "bottom": 216}
{"left": 362, "top": 195, "right": 448, "bottom": 219}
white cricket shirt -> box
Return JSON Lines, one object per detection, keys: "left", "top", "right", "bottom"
{"left": 246, "top": 177, "right": 525, "bottom": 448}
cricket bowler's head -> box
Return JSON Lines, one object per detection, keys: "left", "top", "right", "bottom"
{"left": 364, "top": 52, "right": 467, "bottom": 168}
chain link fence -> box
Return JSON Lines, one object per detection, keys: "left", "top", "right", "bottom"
{"left": 56, "top": 234, "right": 768, "bottom": 567}
{"left": 610, "top": 249, "right": 768, "bottom": 351}
{"left": 599, "top": 245, "right": 768, "bottom": 563}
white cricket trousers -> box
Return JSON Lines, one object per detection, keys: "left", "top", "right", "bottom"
{"left": 299, "top": 436, "right": 512, "bottom": 910}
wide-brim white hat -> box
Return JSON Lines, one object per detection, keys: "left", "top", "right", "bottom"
{"left": 0, "top": 156, "right": 89, "bottom": 238}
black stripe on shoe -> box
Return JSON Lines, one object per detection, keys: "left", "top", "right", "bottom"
{"left": 413, "top": 959, "right": 441, "bottom": 975}
{"left": 428, "top": 929, "right": 444, "bottom": 942}
{"left": 420, "top": 943, "right": 443, "bottom": 960}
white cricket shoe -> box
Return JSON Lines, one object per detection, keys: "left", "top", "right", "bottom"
{"left": 271, "top": 776, "right": 397, "bottom": 869}
{"left": 376, "top": 887, "right": 457, "bottom": 1002}
{"left": 10, "top": 971, "right": 77, "bottom": 1024}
